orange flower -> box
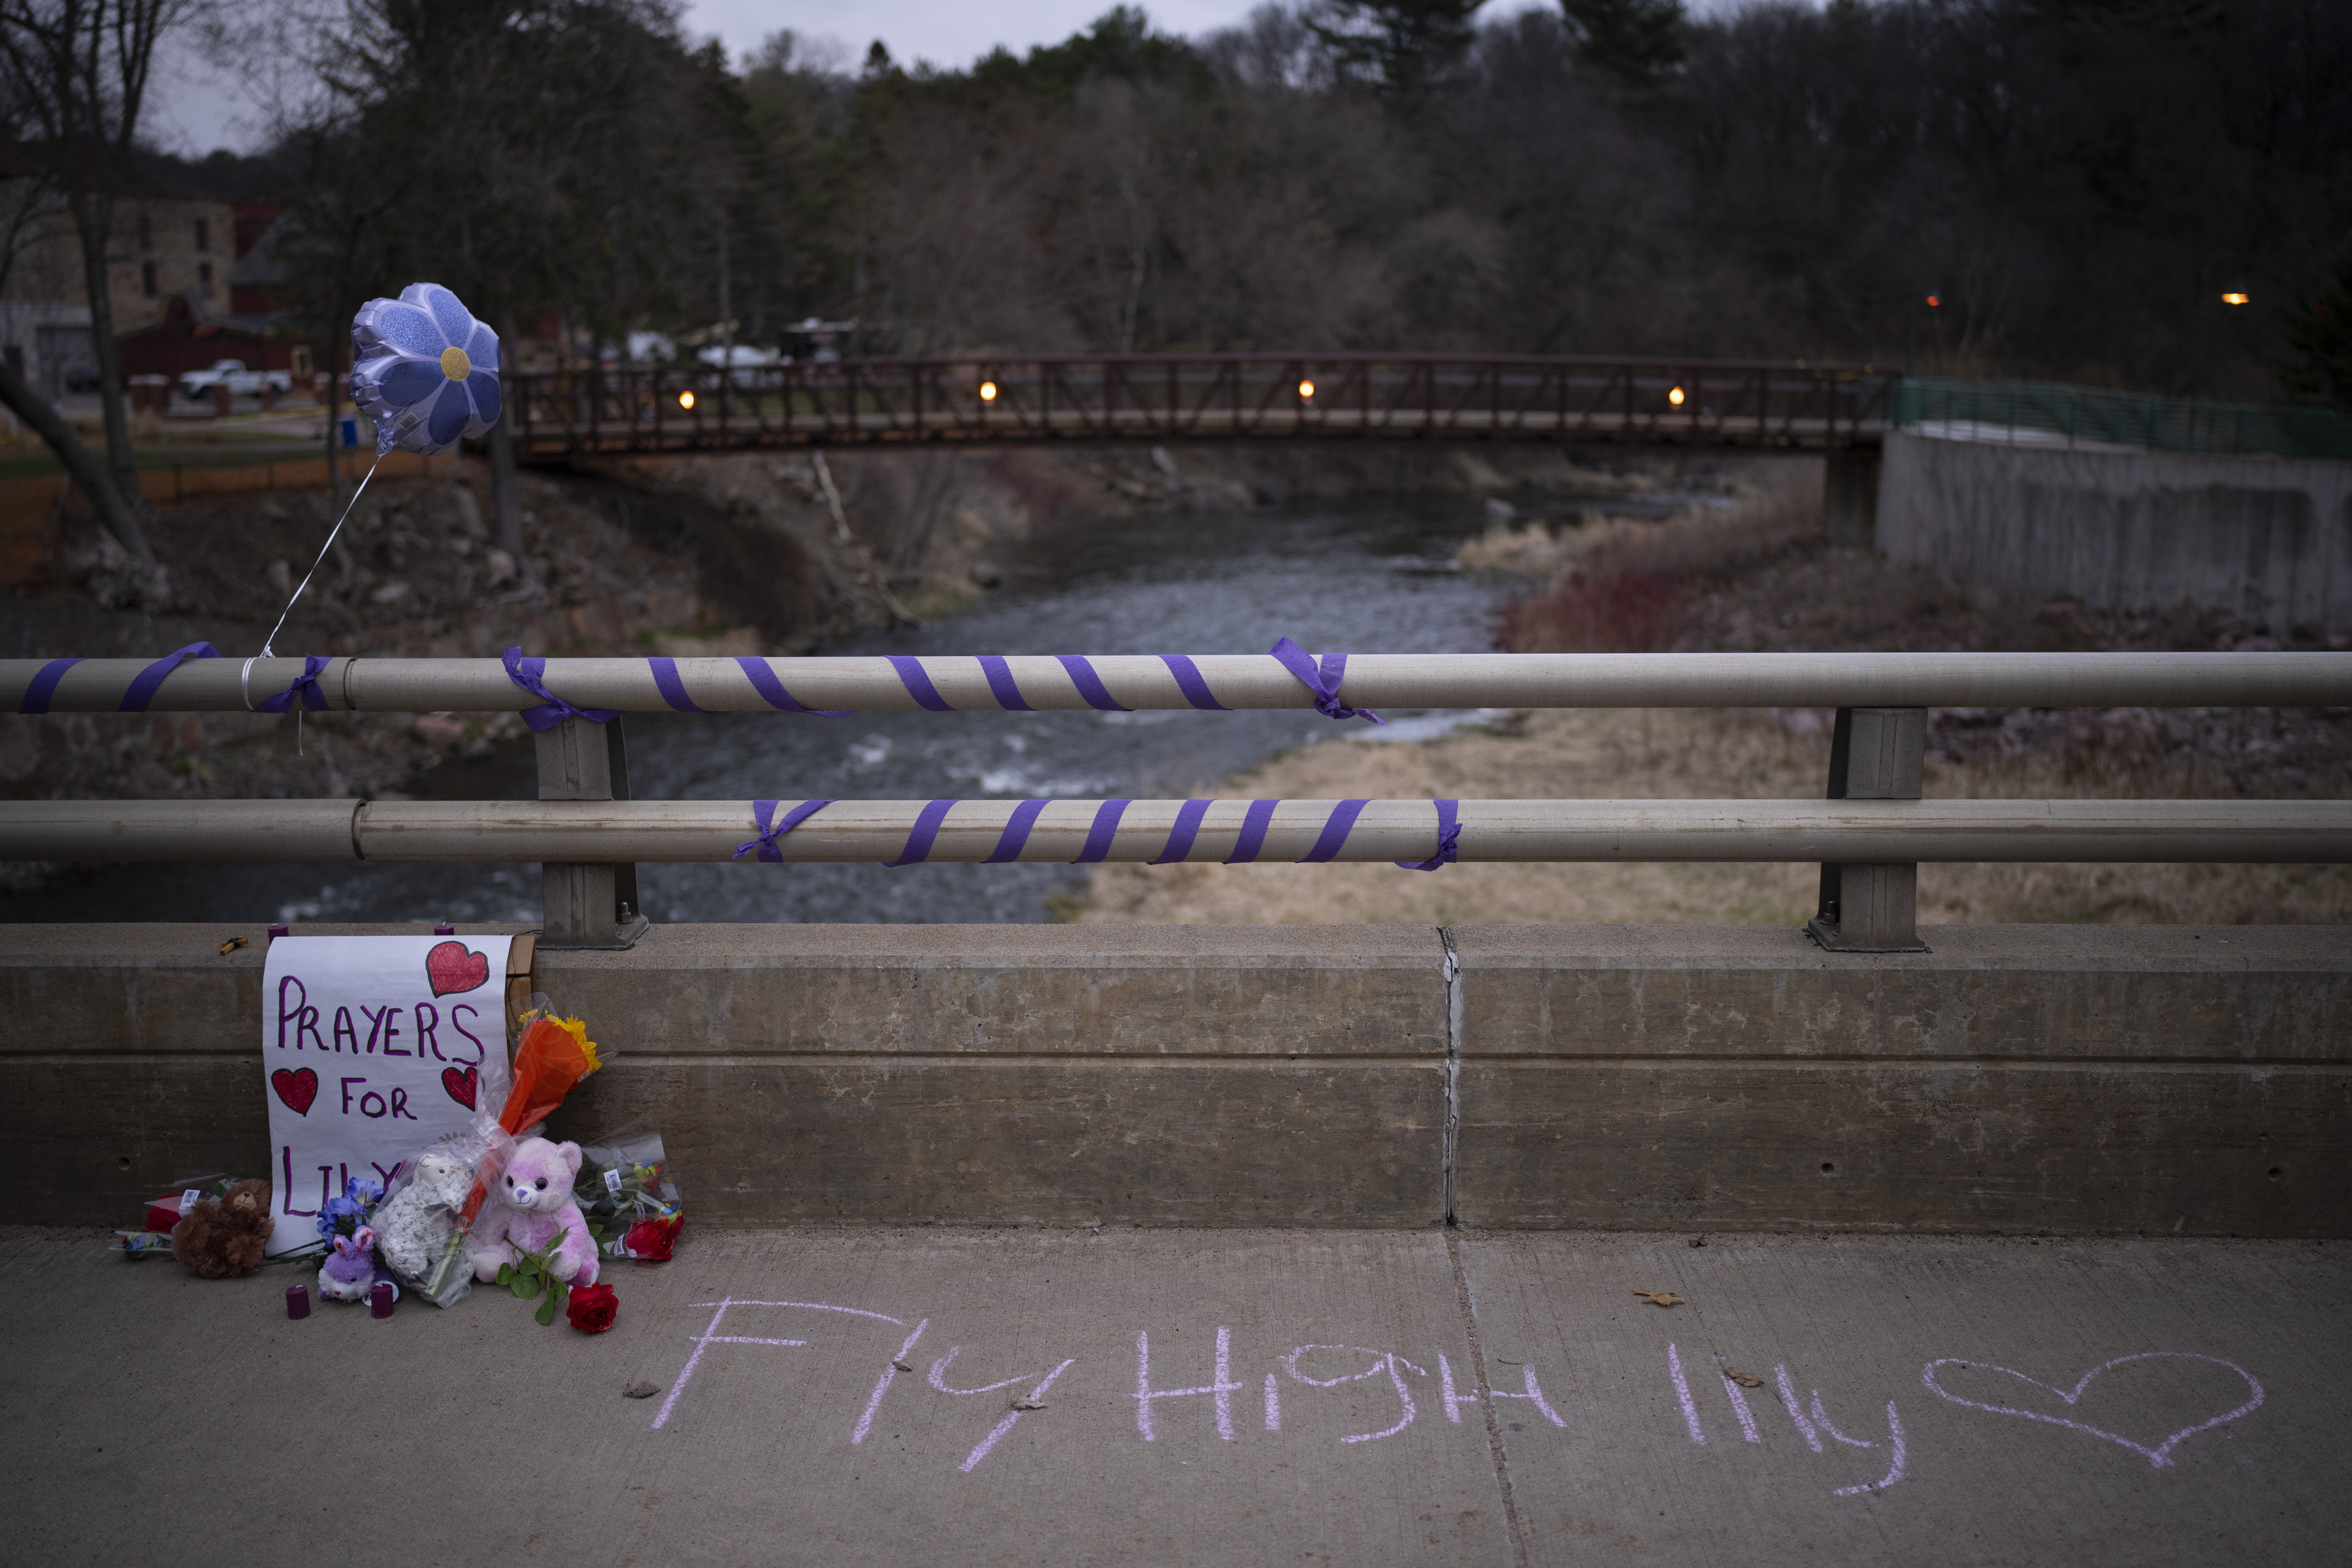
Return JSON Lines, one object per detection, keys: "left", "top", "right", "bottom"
{"left": 499, "top": 1013, "right": 602, "bottom": 1136}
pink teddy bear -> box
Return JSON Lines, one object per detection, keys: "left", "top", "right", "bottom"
{"left": 470, "top": 1137, "right": 600, "bottom": 1288}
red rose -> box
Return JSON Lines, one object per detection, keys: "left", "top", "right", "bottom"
{"left": 625, "top": 1215, "right": 682, "bottom": 1264}
{"left": 566, "top": 1282, "right": 619, "bottom": 1334}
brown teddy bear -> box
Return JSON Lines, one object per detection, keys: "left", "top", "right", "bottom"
{"left": 171, "top": 1179, "right": 275, "bottom": 1279}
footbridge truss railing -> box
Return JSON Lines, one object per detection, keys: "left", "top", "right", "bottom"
{"left": 507, "top": 354, "right": 1899, "bottom": 457}
{"left": 8, "top": 649, "right": 2349, "bottom": 952}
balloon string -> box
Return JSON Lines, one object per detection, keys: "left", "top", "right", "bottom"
{"left": 261, "top": 451, "right": 382, "bottom": 660}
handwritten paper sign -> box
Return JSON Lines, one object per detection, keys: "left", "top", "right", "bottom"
{"left": 261, "top": 934, "right": 513, "bottom": 1254}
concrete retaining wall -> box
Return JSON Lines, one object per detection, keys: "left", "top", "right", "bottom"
{"left": 1877, "top": 431, "right": 2352, "bottom": 630}
{"left": 4, "top": 922, "right": 2344, "bottom": 1235}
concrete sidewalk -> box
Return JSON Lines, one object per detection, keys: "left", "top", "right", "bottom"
{"left": 5, "top": 1226, "right": 2344, "bottom": 1565}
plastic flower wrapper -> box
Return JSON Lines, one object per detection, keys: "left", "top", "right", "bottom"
{"left": 498, "top": 996, "right": 604, "bottom": 1138}
{"left": 374, "top": 1125, "right": 508, "bottom": 1309}
{"left": 350, "top": 283, "right": 502, "bottom": 457}
{"left": 419, "top": 994, "right": 606, "bottom": 1303}
{"left": 574, "top": 1129, "right": 683, "bottom": 1261}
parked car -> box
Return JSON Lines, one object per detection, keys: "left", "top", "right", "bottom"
{"left": 694, "top": 344, "right": 783, "bottom": 388}
{"left": 177, "top": 359, "right": 294, "bottom": 401}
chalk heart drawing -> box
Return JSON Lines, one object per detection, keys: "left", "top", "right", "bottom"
{"left": 1922, "top": 1353, "right": 2263, "bottom": 1469}
{"left": 270, "top": 1067, "right": 319, "bottom": 1116}
{"left": 441, "top": 1065, "right": 479, "bottom": 1111}
{"left": 424, "top": 940, "right": 490, "bottom": 998}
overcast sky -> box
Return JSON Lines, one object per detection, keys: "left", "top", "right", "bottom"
{"left": 149, "top": 0, "right": 1568, "bottom": 155}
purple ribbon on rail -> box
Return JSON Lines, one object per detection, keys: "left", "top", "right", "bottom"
{"left": 1396, "top": 798, "right": 1460, "bottom": 871}
{"left": 1076, "top": 800, "right": 1130, "bottom": 862}
{"left": 121, "top": 642, "right": 219, "bottom": 713}
{"left": 1302, "top": 799, "right": 1369, "bottom": 862}
{"left": 1226, "top": 799, "right": 1279, "bottom": 863}
{"left": 977, "top": 655, "right": 1032, "bottom": 711}
{"left": 886, "top": 657, "right": 956, "bottom": 713}
{"left": 256, "top": 655, "right": 333, "bottom": 714}
{"left": 961, "top": 799, "right": 1136, "bottom": 864}
{"left": 1152, "top": 799, "right": 1212, "bottom": 864}
{"left": 502, "top": 647, "right": 619, "bottom": 732}
{"left": 986, "top": 800, "right": 1050, "bottom": 862}
{"left": 885, "top": 799, "right": 958, "bottom": 866}
{"left": 729, "top": 656, "right": 850, "bottom": 716}
{"left": 1268, "top": 638, "right": 1382, "bottom": 723}
{"left": 734, "top": 798, "right": 837, "bottom": 862}
{"left": 17, "top": 657, "right": 82, "bottom": 714}
{"left": 1057, "top": 655, "right": 1132, "bottom": 712}
{"left": 1160, "top": 655, "right": 1228, "bottom": 710}
{"left": 647, "top": 657, "right": 706, "bottom": 713}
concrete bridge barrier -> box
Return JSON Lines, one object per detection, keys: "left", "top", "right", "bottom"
{"left": 7, "top": 921, "right": 2342, "bottom": 1237}
{"left": 1876, "top": 431, "right": 2352, "bottom": 630}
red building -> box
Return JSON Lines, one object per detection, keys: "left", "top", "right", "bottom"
{"left": 113, "top": 292, "right": 310, "bottom": 380}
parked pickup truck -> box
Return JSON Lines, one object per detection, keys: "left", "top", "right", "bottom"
{"left": 177, "top": 359, "right": 295, "bottom": 401}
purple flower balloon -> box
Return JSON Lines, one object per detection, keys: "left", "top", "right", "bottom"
{"left": 350, "top": 283, "right": 502, "bottom": 455}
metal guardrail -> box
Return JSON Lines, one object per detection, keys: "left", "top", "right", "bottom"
{"left": 11, "top": 651, "right": 2351, "bottom": 716}
{"left": 1893, "top": 376, "right": 2352, "bottom": 461}
{"left": 9, "top": 648, "right": 2347, "bottom": 953}
{"left": 6, "top": 798, "right": 2345, "bottom": 866}
{"left": 507, "top": 353, "right": 1900, "bottom": 456}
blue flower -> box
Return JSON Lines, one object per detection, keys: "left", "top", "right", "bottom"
{"left": 350, "top": 283, "right": 502, "bottom": 456}
{"left": 317, "top": 1175, "right": 385, "bottom": 1239}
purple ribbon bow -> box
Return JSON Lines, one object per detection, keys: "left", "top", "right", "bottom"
{"left": 1269, "top": 638, "right": 1382, "bottom": 724}
{"left": 502, "top": 647, "right": 619, "bottom": 732}
{"left": 734, "top": 799, "right": 837, "bottom": 862}
{"left": 1396, "top": 798, "right": 1460, "bottom": 871}
{"left": 257, "top": 656, "right": 333, "bottom": 714}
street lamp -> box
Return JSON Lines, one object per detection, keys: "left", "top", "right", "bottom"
{"left": 2193, "top": 250, "right": 2254, "bottom": 401}
{"left": 1906, "top": 287, "right": 1945, "bottom": 376}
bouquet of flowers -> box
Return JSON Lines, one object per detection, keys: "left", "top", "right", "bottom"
{"left": 412, "top": 994, "right": 606, "bottom": 1307}
{"left": 574, "top": 1130, "right": 683, "bottom": 1264}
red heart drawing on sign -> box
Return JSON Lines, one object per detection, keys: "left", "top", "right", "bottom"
{"left": 271, "top": 1068, "right": 318, "bottom": 1115}
{"left": 442, "top": 1065, "right": 479, "bottom": 1111}
{"left": 425, "top": 940, "right": 490, "bottom": 998}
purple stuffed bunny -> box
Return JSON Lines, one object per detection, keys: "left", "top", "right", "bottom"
{"left": 318, "top": 1225, "right": 385, "bottom": 1304}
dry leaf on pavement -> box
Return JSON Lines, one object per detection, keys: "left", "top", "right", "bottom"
{"left": 1723, "top": 1368, "right": 1763, "bottom": 1388}
{"left": 1632, "top": 1290, "right": 1686, "bottom": 1307}
{"left": 622, "top": 1382, "right": 660, "bottom": 1398}
{"left": 1011, "top": 1397, "right": 1047, "bottom": 1411}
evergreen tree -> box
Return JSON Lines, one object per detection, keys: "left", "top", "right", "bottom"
{"left": 1558, "top": 0, "right": 1686, "bottom": 84}
{"left": 2281, "top": 257, "right": 2352, "bottom": 411}
{"left": 1308, "top": 1, "right": 1486, "bottom": 97}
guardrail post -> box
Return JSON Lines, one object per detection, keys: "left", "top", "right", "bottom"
{"left": 536, "top": 716, "right": 649, "bottom": 950}
{"left": 1806, "top": 706, "right": 1928, "bottom": 953}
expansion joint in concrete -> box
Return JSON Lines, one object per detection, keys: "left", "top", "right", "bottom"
{"left": 1437, "top": 924, "right": 1462, "bottom": 1227}
{"left": 1446, "top": 1230, "right": 1527, "bottom": 1568}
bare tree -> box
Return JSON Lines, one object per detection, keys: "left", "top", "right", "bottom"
{"left": 0, "top": 0, "right": 203, "bottom": 566}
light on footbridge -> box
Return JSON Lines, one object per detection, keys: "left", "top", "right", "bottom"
{"left": 1298, "top": 378, "right": 1315, "bottom": 400}
{"left": 2221, "top": 291, "right": 2251, "bottom": 306}
{"left": 1668, "top": 385, "right": 1686, "bottom": 406}
{"left": 979, "top": 380, "right": 998, "bottom": 401}
{"left": 678, "top": 389, "right": 696, "bottom": 410}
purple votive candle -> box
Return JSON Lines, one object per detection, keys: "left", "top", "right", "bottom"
{"left": 285, "top": 1284, "right": 310, "bottom": 1320}
{"left": 433, "top": 923, "right": 455, "bottom": 936}
{"left": 370, "top": 1281, "right": 395, "bottom": 1318}
{"left": 267, "top": 923, "right": 289, "bottom": 938}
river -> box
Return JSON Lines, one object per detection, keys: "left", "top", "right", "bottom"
{"left": 10, "top": 497, "right": 1518, "bottom": 926}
